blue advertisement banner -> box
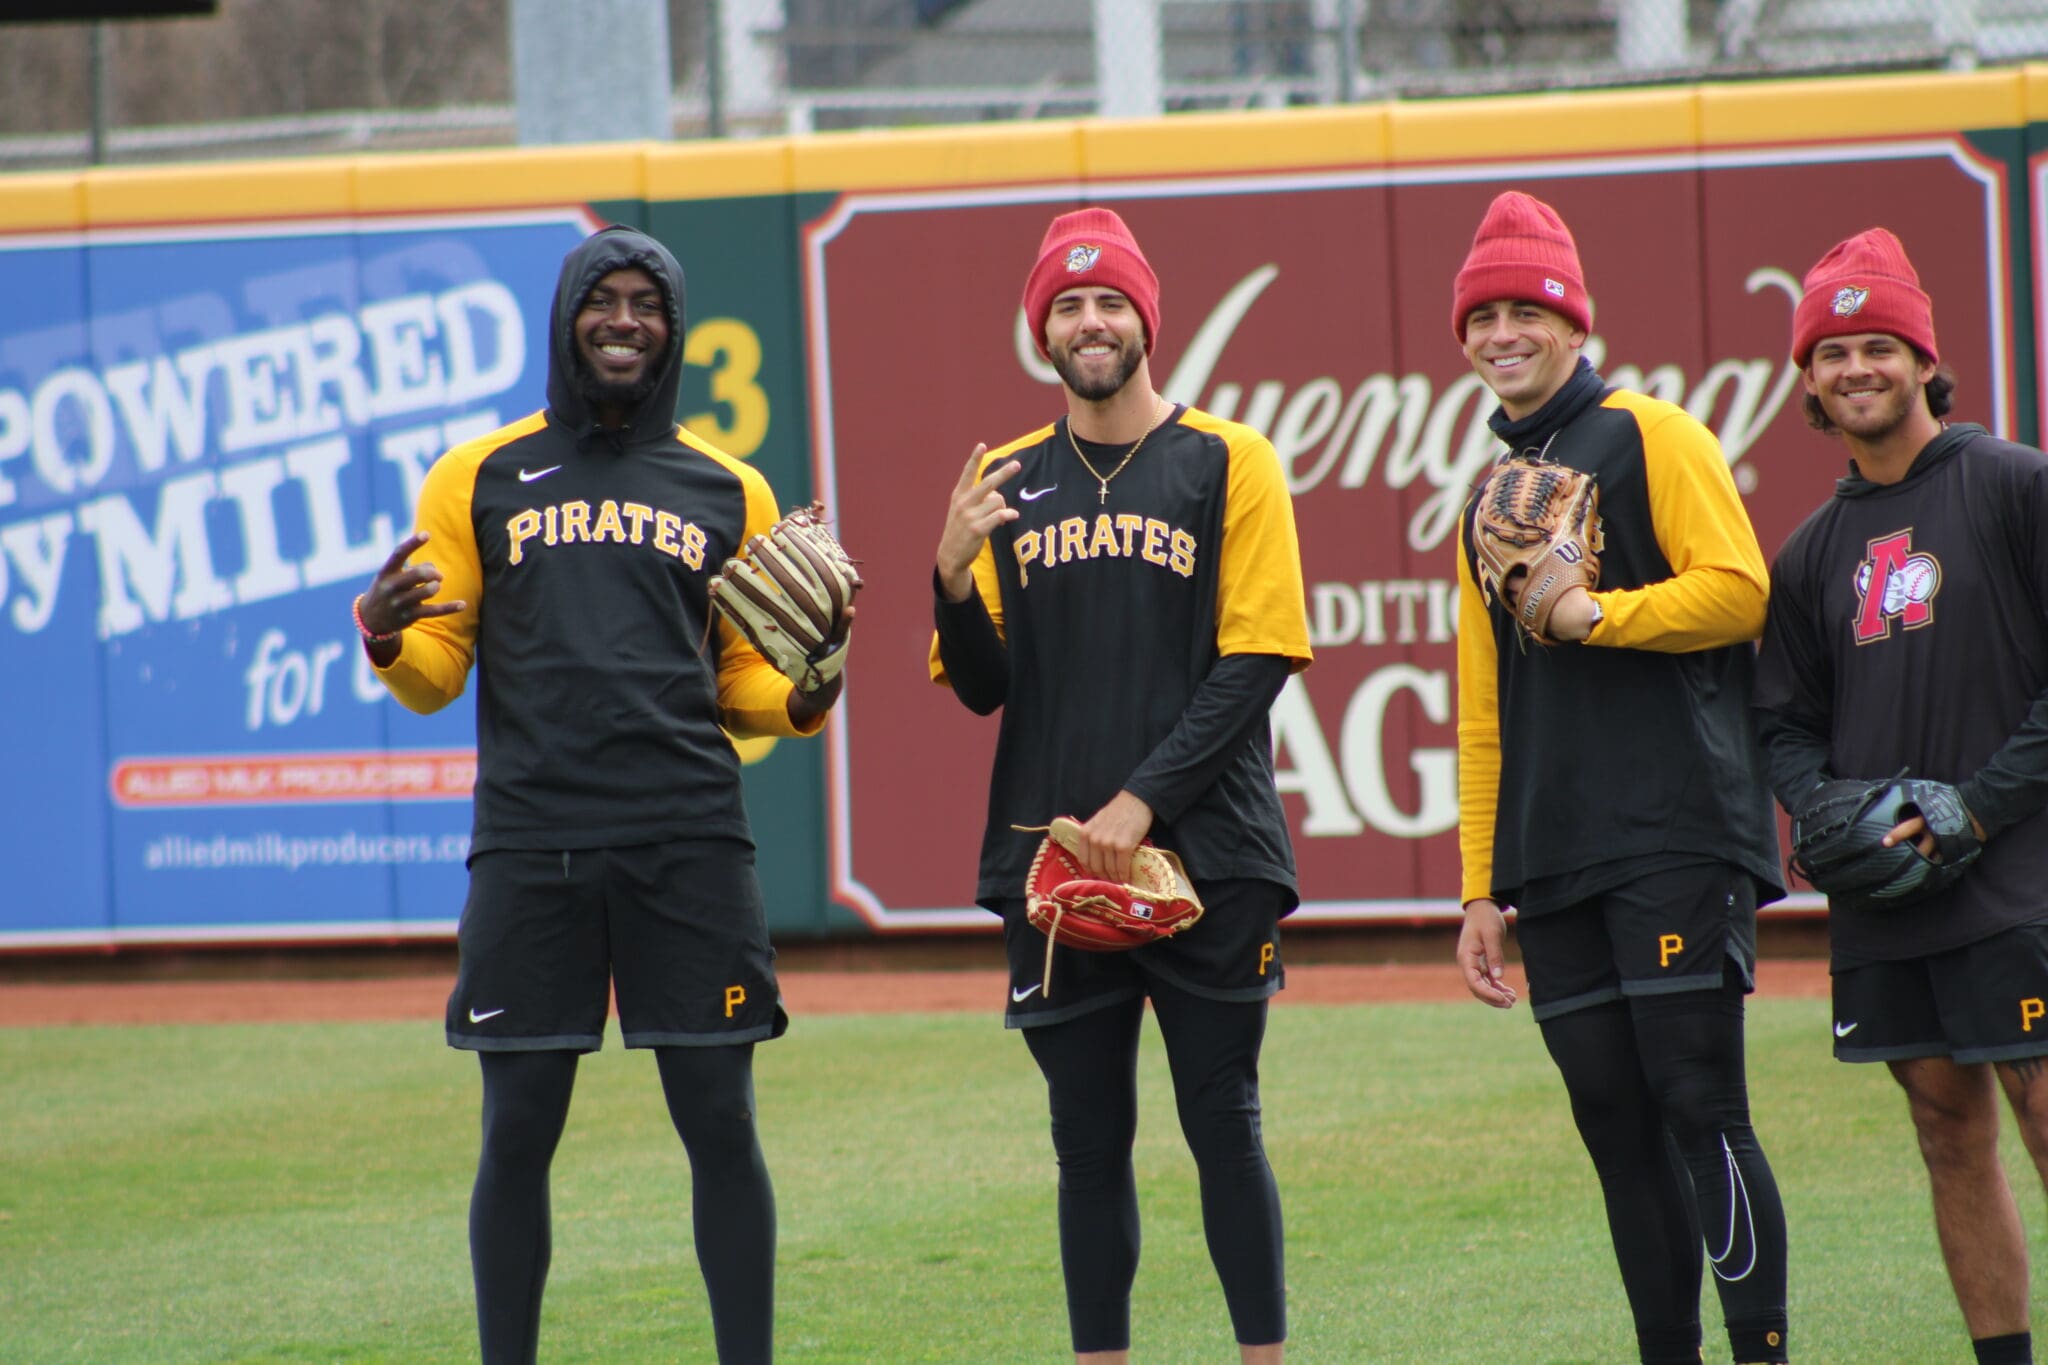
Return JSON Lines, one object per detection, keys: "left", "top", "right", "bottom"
{"left": 0, "top": 210, "right": 597, "bottom": 946}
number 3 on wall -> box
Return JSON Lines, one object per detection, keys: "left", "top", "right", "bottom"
{"left": 683, "top": 318, "right": 770, "bottom": 459}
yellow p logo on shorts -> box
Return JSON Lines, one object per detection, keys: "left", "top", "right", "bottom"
{"left": 724, "top": 985, "right": 747, "bottom": 1018}
{"left": 2022, "top": 998, "right": 2044, "bottom": 1033}
{"left": 1658, "top": 934, "right": 1684, "bottom": 969}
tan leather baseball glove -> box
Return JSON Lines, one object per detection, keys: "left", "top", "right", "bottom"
{"left": 1471, "top": 456, "right": 1603, "bottom": 645}
{"left": 708, "top": 502, "right": 861, "bottom": 693}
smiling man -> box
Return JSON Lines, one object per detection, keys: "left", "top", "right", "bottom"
{"left": 929, "top": 206, "right": 1311, "bottom": 1364}
{"left": 1755, "top": 228, "right": 2048, "bottom": 1365}
{"left": 1449, "top": 191, "right": 1792, "bottom": 1365}
{"left": 352, "top": 226, "right": 842, "bottom": 1365}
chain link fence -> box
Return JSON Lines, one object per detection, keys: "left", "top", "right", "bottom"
{"left": 1, "top": 0, "right": 2045, "bottom": 167}
{"left": 775, "top": 0, "right": 2048, "bottom": 131}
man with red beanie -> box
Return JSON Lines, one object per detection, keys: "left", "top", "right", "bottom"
{"left": 1756, "top": 227, "right": 2048, "bottom": 1365}
{"left": 1451, "top": 191, "right": 1793, "bottom": 1365}
{"left": 929, "top": 205, "right": 1311, "bottom": 1363}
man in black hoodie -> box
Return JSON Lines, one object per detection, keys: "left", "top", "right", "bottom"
{"left": 1451, "top": 192, "right": 1791, "bottom": 1365}
{"left": 1756, "top": 228, "right": 2048, "bottom": 1365}
{"left": 354, "top": 226, "right": 836, "bottom": 1364}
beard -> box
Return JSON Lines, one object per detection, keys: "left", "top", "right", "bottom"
{"left": 1821, "top": 381, "right": 1920, "bottom": 442}
{"left": 1051, "top": 334, "right": 1144, "bottom": 402}
{"left": 574, "top": 344, "right": 665, "bottom": 413}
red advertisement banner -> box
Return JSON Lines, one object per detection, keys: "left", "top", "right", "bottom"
{"left": 807, "top": 142, "right": 2014, "bottom": 926}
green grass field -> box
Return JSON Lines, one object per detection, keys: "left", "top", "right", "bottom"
{"left": 2, "top": 997, "right": 2041, "bottom": 1363}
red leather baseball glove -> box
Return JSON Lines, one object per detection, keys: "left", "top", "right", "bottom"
{"left": 1019, "top": 816, "right": 1205, "bottom": 997}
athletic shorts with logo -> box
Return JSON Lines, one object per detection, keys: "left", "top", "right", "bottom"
{"left": 1832, "top": 919, "right": 2048, "bottom": 1064}
{"left": 446, "top": 837, "right": 788, "bottom": 1052}
{"left": 1000, "top": 877, "right": 1288, "bottom": 1028}
{"left": 1516, "top": 861, "right": 1758, "bottom": 1022}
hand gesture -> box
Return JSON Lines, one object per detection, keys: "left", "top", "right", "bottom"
{"left": 936, "top": 444, "right": 1021, "bottom": 603}
{"left": 356, "top": 531, "right": 464, "bottom": 656}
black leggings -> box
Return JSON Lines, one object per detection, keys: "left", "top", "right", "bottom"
{"left": 1021, "top": 980, "right": 1286, "bottom": 1353}
{"left": 470, "top": 1045, "right": 776, "bottom": 1365}
{"left": 1538, "top": 977, "right": 1789, "bottom": 1365}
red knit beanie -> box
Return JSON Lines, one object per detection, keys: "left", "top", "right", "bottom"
{"left": 1451, "top": 191, "right": 1592, "bottom": 343}
{"left": 1791, "top": 227, "right": 1938, "bottom": 367}
{"left": 1021, "top": 207, "right": 1161, "bottom": 358}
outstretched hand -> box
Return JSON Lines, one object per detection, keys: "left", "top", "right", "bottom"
{"left": 936, "top": 444, "right": 1021, "bottom": 603}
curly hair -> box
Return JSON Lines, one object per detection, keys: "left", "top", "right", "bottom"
{"left": 1803, "top": 353, "right": 1955, "bottom": 433}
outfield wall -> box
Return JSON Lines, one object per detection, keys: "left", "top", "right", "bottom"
{"left": 2, "top": 68, "right": 2042, "bottom": 949}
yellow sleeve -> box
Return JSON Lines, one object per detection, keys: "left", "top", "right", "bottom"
{"left": 703, "top": 442, "right": 826, "bottom": 740}
{"left": 372, "top": 423, "right": 516, "bottom": 714}
{"left": 1454, "top": 529, "right": 1502, "bottom": 905}
{"left": 1586, "top": 395, "right": 1769, "bottom": 653}
{"left": 929, "top": 440, "right": 1023, "bottom": 687}
{"left": 1216, "top": 425, "right": 1313, "bottom": 669}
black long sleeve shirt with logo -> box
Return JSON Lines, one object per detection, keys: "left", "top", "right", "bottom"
{"left": 1756, "top": 423, "right": 2048, "bottom": 965}
{"left": 374, "top": 228, "right": 820, "bottom": 854}
{"left": 930, "top": 407, "right": 1312, "bottom": 910}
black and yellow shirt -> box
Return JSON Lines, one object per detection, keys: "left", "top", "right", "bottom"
{"left": 374, "top": 227, "right": 819, "bottom": 854}
{"left": 930, "top": 405, "right": 1312, "bottom": 909}
{"left": 1455, "top": 360, "right": 1783, "bottom": 913}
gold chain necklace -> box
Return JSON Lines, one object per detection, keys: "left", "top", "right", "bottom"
{"left": 1066, "top": 399, "right": 1169, "bottom": 505}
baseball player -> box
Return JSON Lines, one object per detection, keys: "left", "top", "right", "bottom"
{"left": 1754, "top": 228, "right": 2048, "bottom": 1365}
{"left": 354, "top": 226, "right": 846, "bottom": 1365}
{"left": 1450, "top": 192, "right": 1792, "bottom": 1365}
{"left": 930, "top": 207, "right": 1311, "bottom": 1363}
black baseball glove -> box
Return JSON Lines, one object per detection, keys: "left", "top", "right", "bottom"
{"left": 1788, "top": 770, "right": 1982, "bottom": 913}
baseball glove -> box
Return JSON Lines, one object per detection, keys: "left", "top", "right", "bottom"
{"left": 1471, "top": 456, "right": 1603, "bottom": 644}
{"left": 1788, "top": 770, "right": 1982, "bottom": 914}
{"left": 707, "top": 502, "right": 862, "bottom": 693}
{"left": 1018, "top": 817, "right": 1205, "bottom": 997}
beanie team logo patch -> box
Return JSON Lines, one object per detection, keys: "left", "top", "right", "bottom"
{"left": 1064, "top": 245, "right": 1102, "bottom": 274}
{"left": 1543, "top": 278, "right": 1566, "bottom": 299}
{"left": 1831, "top": 285, "right": 1870, "bottom": 318}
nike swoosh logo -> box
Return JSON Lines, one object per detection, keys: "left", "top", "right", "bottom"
{"left": 518, "top": 466, "right": 562, "bottom": 483}
{"left": 468, "top": 1008, "right": 505, "bottom": 1023}
{"left": 1833, "top": 1021, "right": 1858, "bottom": 1038}
{"left": 1011, "top": 984, "right": 1042, "bottom": 1003}
{"left": 1017, "top": 486, "right": 1056, "bottom": 501}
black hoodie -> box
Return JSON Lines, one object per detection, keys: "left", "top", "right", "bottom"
{"left": 1756, "top": 423, "right": 2048, "bottom": 963}
{"left": 374, "top": 226, "right": 819, "bottom": 853}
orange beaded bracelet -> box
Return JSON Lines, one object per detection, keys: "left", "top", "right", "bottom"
{"left": 352, "top": 593, "right": 401, "bottom": 644}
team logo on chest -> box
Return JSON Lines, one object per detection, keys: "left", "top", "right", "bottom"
{"left": 505, "top": 499, "right": 709, "bottom": 570}
{"left": 1011, "top": 511, "right": 1197, "bottom": 587}
{"left": 1852, "top": 529, "right": 1940, "bottom": 643}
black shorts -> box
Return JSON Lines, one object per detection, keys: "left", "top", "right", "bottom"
{"left": 1000, "top": 878, "right": 1286, "bottom": 1029}
{"left": 1831, "top": 921, "right": 2048, "bottom": 1064}
{"left": 446, "top": 838, "right": 788, "bottom": 1052}
{"left": 1516, "top": 861, "right": 1757, "bottom": 1023}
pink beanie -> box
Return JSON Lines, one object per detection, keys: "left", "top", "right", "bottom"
{"left": 1791, "top": 227, "right": 1938, "bottom": 367}
{"left": 1021, "top": 207, "right": 1161, "bottom": 358}
{"left": 1451, "top": 191, "right": 1592, "bottom": 342}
